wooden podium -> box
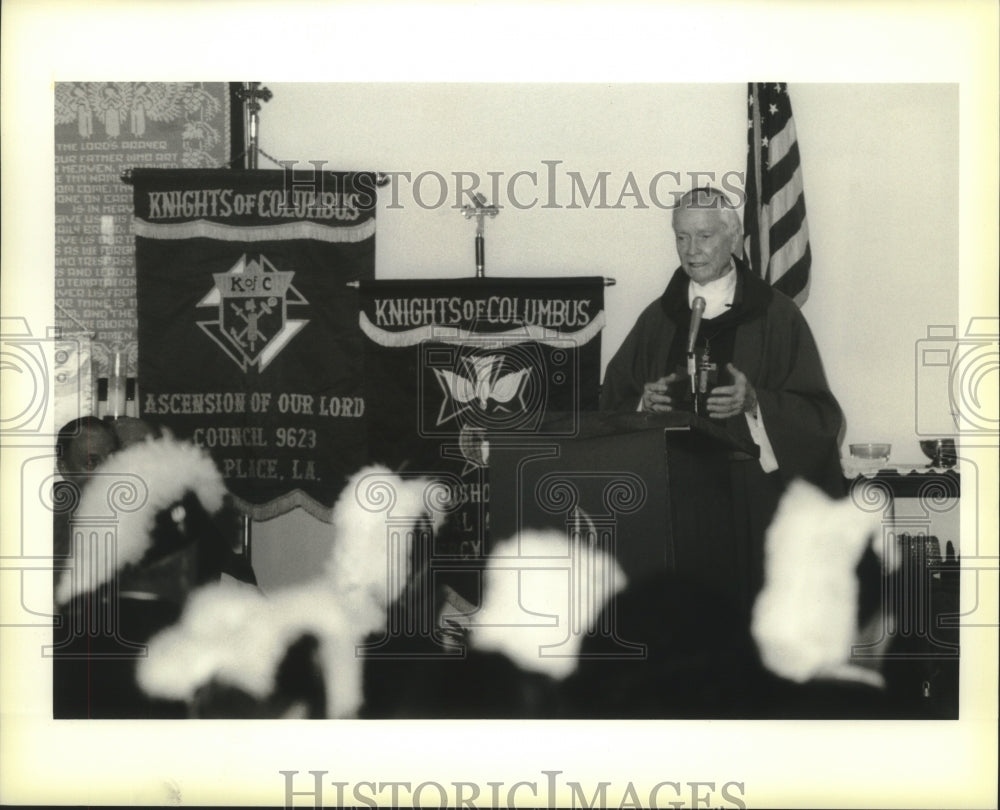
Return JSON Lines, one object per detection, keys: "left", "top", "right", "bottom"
{"left": 488, "top": 410, "right": 760, "bottom": 607}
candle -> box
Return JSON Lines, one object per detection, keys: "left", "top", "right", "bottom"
{"left": 107, "top": 351, "right": 126, "bottom": 419}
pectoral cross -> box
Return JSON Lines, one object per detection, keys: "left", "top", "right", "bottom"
{"left": 461, "top": 192, "right": 500, "bottom": 278}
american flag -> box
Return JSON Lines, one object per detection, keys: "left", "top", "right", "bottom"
{"left": 744, "top": 83, "right": 811, "bottom": 306}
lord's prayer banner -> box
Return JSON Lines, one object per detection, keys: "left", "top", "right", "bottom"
{"left": 134, "top": 168, "right": 376, "bottom": 520}
{"left": 54, "top": 82, "right": 233, "bottom": 382}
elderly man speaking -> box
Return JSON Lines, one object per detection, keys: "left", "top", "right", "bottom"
{"left": 600, "top": 187, "right": 845, "bottom": 599}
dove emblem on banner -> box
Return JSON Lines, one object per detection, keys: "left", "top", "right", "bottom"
{"left": 433, "top": 354, "right": 532, "bottom": 426}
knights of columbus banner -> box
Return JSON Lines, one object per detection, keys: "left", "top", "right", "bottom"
{"left": 359, "top": 277, "right": 604, "bottom": 558}
{"left": 134, "top": 168, "right": 377, "bottom": 520}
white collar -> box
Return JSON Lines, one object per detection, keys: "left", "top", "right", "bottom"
{"left": 688, "top": 260, "right": 737, "bottom": 319}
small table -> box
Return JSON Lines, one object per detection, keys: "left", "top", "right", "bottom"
{"left": 844, "top": 465, "right": 960, "bottom": 499}
{"left": 843, "top": 464, "right": 961, "bottom": 718}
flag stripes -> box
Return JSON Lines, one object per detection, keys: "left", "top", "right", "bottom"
{"left": 744, "top": 83, "right": 812, "bottom": 305}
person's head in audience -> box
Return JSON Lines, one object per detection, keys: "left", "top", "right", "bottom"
{"left": 57, "top": 416, "right": 119, "bottom": 476}
{"left": 112, "top": 416, "right": 160, "bottom": 449}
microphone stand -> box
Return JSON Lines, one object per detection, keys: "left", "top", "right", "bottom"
{"left": 687, "top": 297, "right": 706, "bottom": 411}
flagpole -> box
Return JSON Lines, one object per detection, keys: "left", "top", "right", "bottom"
{"left": 750, "top": 83, "right": 769, "bottom": 282}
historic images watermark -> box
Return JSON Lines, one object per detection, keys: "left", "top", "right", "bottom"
{"left": 271, "top": 160, "right": 748, "bottom": 213}
{"left": 5, "top": 315, "right": 996, "bottom": 656}
{"left": 377, "top": 165, "right": 747, "bottom": 212}
{"left": 1, "top": 317, "right": 82, "bottom": 635}
{"left": 908, "top": 317, "right": 999, "bottom": 639}
{"left": 914, "top": 318, "right": 999, "bottom": 439}
{"left": 279, "top": 769, "right": 748, "bottom": 809}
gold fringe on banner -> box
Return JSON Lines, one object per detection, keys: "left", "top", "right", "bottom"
{"left": 134, "top": 217, "right": 376, "bottom": 243}
{"left": 358, "top": 310, "right": 606, "bottom": 349}
{"left": 230, "top": 489, "right": 335, "bottom": 524}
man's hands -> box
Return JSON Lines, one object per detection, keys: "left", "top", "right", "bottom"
{"left": 705, "top": 362, "right": 757, "bottom": 419}
{"left": 640, "top": 372, "right": 681, "bottom": 413}
{"left": 642, "top": 364, "right": 758, "bottom": 419}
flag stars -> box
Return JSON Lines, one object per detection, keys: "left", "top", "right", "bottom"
{"left": 761, "top": 136, "right": 769, "bottom": 148}
{"left": 769, "top": 103, "right": 779, "bottom": 115}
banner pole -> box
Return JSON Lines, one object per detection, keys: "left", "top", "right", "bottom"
{"left": 461, "top": 192, "right": 499, "bottom": 278}
{"left": 234, "top": 82, "right": 272, "bottom": 171}
{"left": 232, "top": 81, "right": 274, "bottom": 561}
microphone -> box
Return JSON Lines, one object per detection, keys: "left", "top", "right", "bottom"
{"left": 687, "top": 296, "right": 706, "bottom": 384}
{"left": 687, "top": 296, "right": 706, "bottom": 355}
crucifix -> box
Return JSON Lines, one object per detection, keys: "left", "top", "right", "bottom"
{"left": 234, "top": 82, "right": 273, "bottom": 170}
{"left": 461, "top": 192, "right": 500, "bottom": 278}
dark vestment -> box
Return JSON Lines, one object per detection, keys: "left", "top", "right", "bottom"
{"left": 600, "top": 260, "right": 846, "bottom": 609}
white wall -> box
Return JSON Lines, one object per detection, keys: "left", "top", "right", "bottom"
{"left": 793, "top": 84, "right": 959, "bottom": 452}
{"left": 250, "top": 82, "right": 960, "bottom": 590}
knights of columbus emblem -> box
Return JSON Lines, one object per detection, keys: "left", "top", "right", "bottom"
{"left": 196, "top": 255, "right": 308, "bottom": 372}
